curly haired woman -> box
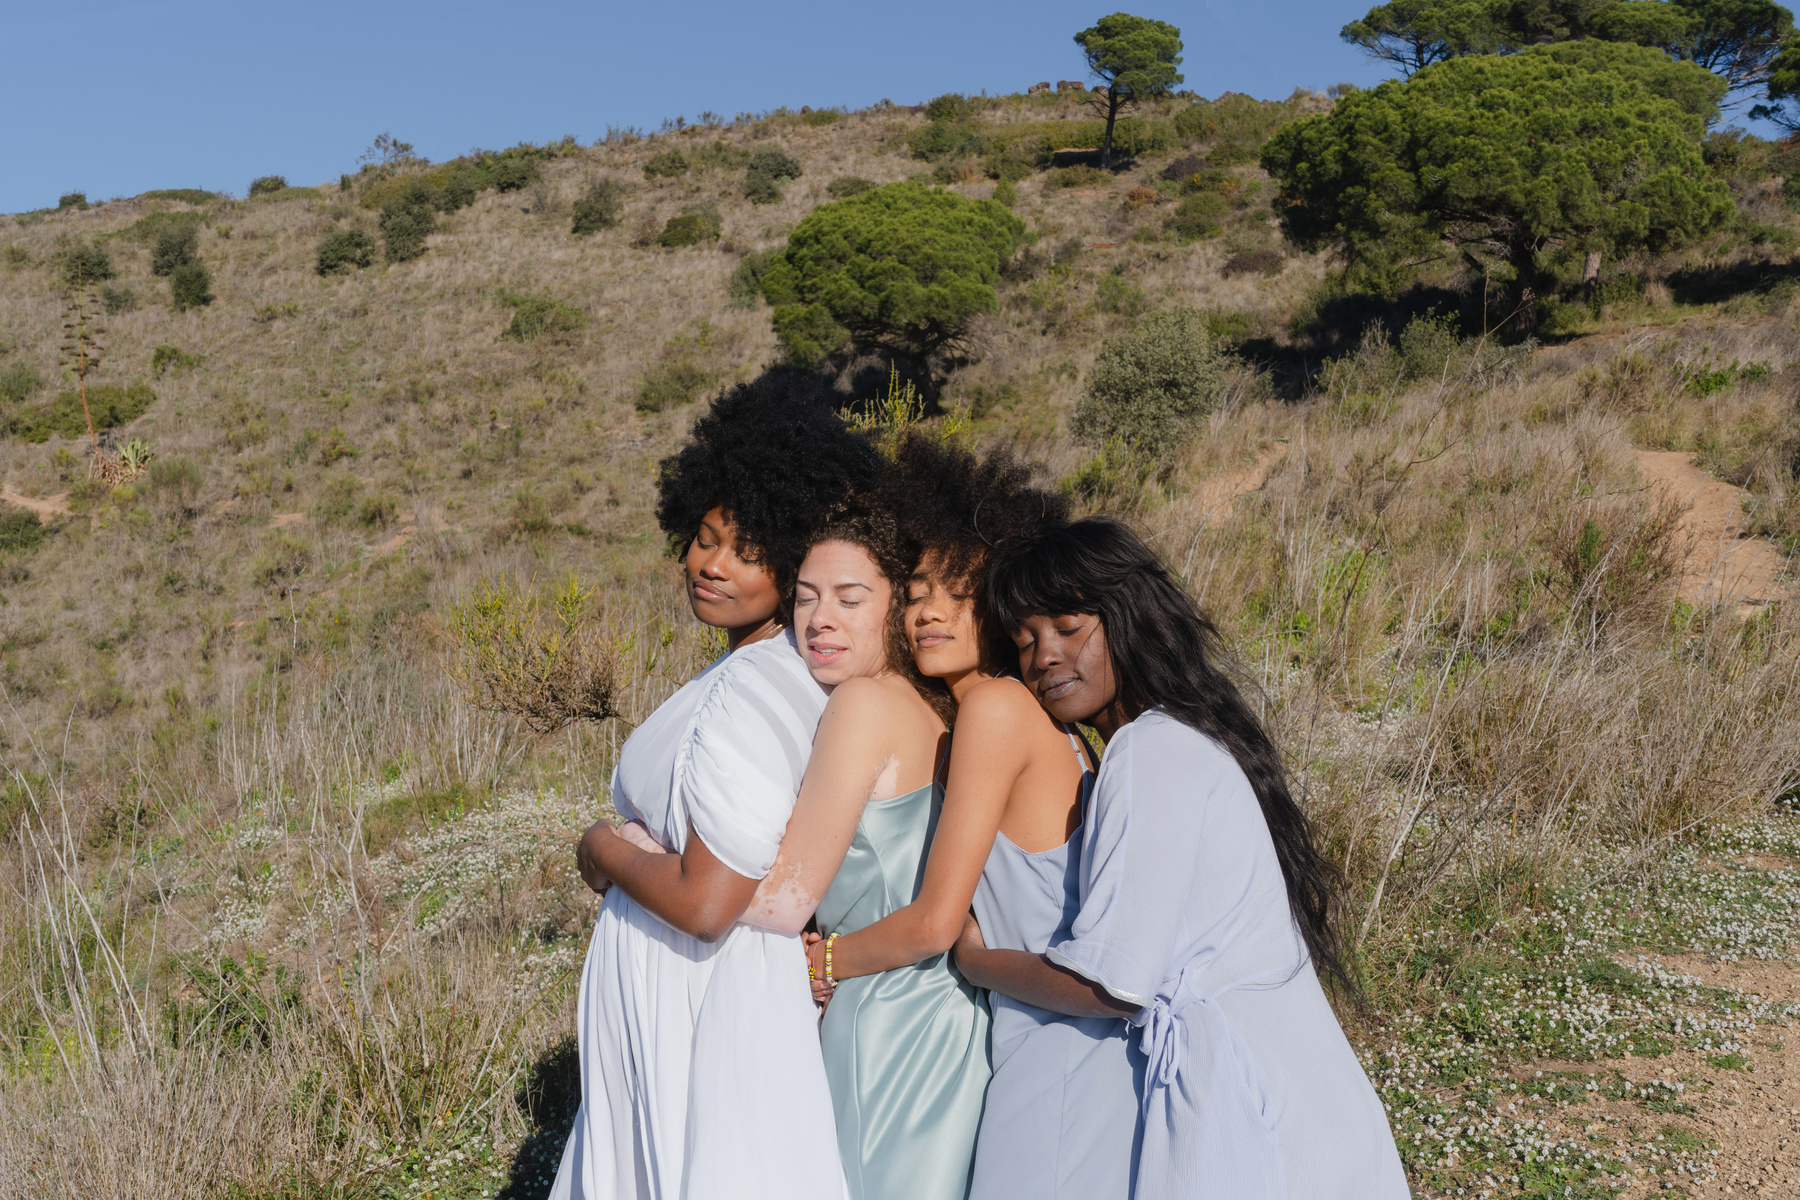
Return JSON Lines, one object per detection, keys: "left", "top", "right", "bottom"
{"left": 552, "top": 377, "right": 878, "bottom": 1200}
{"left": 742, "top": 433, "right": 1103, "bottom": 1200}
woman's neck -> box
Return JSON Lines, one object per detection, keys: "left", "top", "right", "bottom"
{"left": 725, "top": 616, "right": 783, "bottom": 651}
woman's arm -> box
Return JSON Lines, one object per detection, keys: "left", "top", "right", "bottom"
{"left": 803, "top": 682, "right": 1035, "bottom": 983}
{"left": 953, "top": 914, "right": 1138, "bottom": 1020}
{"left": 739, "top": 679, "right": 907, "bottom": 934}
{"left": 579, "top": 819, "right": 757, "bottom": 943}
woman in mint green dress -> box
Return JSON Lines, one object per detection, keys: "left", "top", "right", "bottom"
{"left": 741, "top": 505, "right": 989, "bottom": 1200}
{"left": 744, "top": 437, "right": 1082, "bottom": 1200}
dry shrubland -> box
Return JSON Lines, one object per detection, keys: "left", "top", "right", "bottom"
{"left": 0, "top": 92, "right": 1797, "bottom": 1199}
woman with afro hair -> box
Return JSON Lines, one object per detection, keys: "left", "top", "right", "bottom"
{"left": 555, "top": 376, "right": 879, "bottom": 1200}
{"left": 740, "top": 432, "right": 1135, "bottom": 1200}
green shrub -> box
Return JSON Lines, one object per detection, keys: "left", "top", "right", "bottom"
{"left": 52, "top": 242, "right": 115, "bottom": 287}
{"left": 359, "top": 492, "right": 399, "bottom": 527}
{"left": 488, "top": 156, "right": 539, "bottom": 192}
{"left": 0, "top": 509, "right": 47, "bottom": 555}
{"left": 692, "top": 140, "right": 753, "bottom": 171}
{"left": 657, "top": 203, "right": 723, "bottom": 247}
{"left": 1396, "top": 312, "right": 1462, "bottom": 381}
{"left": 745, "top": 149, "right": 803, "bottom": 204}
{"left": 315, "top": 473, "right": 360, "bottom": 524}
{"left": 499, "top": 293, "right": 586, "bottom": 342}
{"left": 571, "top": 180, "right": 625, "bottom": 235}
{"left": 169, "top": 260, "right": 213, "bottom": 310}
{"left": 728, "top": 248, "right": 782, "bottom": 307}
{"left": 1093, "top": 271, "right": 1147, "bottom": 316}
{"left": 801, "top": 109, "right": 840, "bottom": 126}
{"left": 1174, "top": 92, "right": 1309, "bottom": 156}
{"left": 635, "top": 360, "right": 710, "bottom": 412}
{"left": 248, "top": 175, "right": 288, "bottom": 196}
{"left": 1219, "top": 248, "right": 1284, "bottom": 278}
{"left": 315, "top": 427, "right": 358, "bottom": 465}
{"left": 827, "top": 176, "right": 876, "bottom": 199}
{"left": 925, "top": 94, "right": 976, "bottom": 123}
{"left": 58, "top": 192, "right": 88, "bottom": 211}
{"left": 642, "top": 149, "right": 690, "bottom": 179}
{"left": 994, "top": 177, "right": 1018, "bottom": 207}
{"left": 316, "top": 228, "right": 377, "bottom": 275}
{"left": 1073, "top": 309, "right": 1229, "bottom": 462}
{"left": 1061, "top": 438, "right": 1155, "bottom": 510}
{"left": 0, "top": 363, "right": 42, "bottom": 405}
{"left": 252, "top": 530, "right": 311, "bottom": 590}
{"left": 151, "top": 345, "right": 203, "bottom": 377}
{"left": 907, "top": 121, "right": 988, "bottom": 162}
{"left": 763, "top": 182, "right": 1026, "bottom": 365}
{"left": 5, "top": 383, "right": 156, "bottom": 443}
{"left": 150, "top": 222, "right": 200, "bottom": 276}
{"left": 380, "top": 182, "right": 437, "bottom": 263}
{"left": 138, "top": 188, "right": 217, "bottom": 204}
{"left": 982, "top": 146, "right": 1038, "bottom": 181}
{"left": 102, "top": 285, "right": 137, "bottom": 313}
{"left": 147, "top": 458, "right": 204, "bottom": 514}
{"left": 126, "top": 210, "right": 205, "bottom": 248}
{"left": 1165, "top": 192, "right": 1227, "bottom": 241}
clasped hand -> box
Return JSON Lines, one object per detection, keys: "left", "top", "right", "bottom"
{"left": 577, "top": 819, "right": 667, "bottom": 895}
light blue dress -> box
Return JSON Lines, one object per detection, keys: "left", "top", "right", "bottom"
{"left": 1047, "top": 710, "right": 1409, "bottom": 1200}
{"left": 816, "top": 780, "right": 992, "bottom": 1200}
{"left": 968, "top": 728, "right": 1142, "bottom": 1200}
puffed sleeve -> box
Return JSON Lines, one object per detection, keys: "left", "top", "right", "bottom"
{"left": 672, "top": 639, "right": 824, "bottom": 880}
{"left": 1045, "top": 715, "right": 1228, "bottom": 1013}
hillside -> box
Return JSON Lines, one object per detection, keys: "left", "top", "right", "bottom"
{"left": 2, "top": 85, "right": 1799, "bottom": 1200}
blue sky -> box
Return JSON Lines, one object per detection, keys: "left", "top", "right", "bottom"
{"left": 0, "top": 1, "right": 1768, "bottom": 213}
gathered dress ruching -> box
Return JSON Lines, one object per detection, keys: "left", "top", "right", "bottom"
{"left": 1045, "top": 710, "right": 1409, "bottom": 1200}
{"left": 550, "top": 630, "right": 848, "bottom": 1200}
{"left": 968, "top": 726, "right": 1142, "bottom": 1200}
{"left": 815, "top": 779, "right": 992, "bottom": 1200}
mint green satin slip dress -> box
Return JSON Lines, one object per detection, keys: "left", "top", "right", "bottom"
{"left": 815, "top": 780, "right": 992, "bottom": 1200}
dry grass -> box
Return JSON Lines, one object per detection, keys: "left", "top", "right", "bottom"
{"left": 1, "top": 99, "right": 1797, "bottom": 1199}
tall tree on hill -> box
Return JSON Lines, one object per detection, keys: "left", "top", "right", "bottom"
{"left": 1073, "top": 13, "right": 1184, "bottom": 169}
{"left": 1263, "top": 43, "right": 1732, "bottom": 337}
{"left": 760, "top": 182, "right": 1026, "bottom": 392}
{"left": 1342, "top": 0, "right": 1793, "bottom": 106}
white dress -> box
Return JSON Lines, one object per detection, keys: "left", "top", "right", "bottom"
{"left": 550, "top": 629, "right": 848, "bottom": 1200}
{"left": 1046, "top": 710, "right": 1409, "bottom": 1200}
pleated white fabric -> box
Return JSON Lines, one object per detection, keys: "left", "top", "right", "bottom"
{"left": 1045, "top": 711, "right": 1410, "bottom": 1200}
{"left": 550, "top": 629, "right": 848, "bottom": 1200}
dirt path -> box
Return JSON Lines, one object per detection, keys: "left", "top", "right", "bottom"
{"left": 0, "top": 489, "right": 71, "bottom": 519}
{"left": 1192, "top": 444, "right": 1286, "bottom": 521}
{"left": 1635, "top": 450, "right": 1792, "bottom": 610}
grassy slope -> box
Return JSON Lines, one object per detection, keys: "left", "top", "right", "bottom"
{"left": 0, "top": 93, "right": 1797, "bottom": 1199}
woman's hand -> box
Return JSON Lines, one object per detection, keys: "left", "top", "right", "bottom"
{"left": 804, "top": 931, "right": 834, "bottom": 1007}
{"left": 617, "top": 820, "right": 667, "bottom": 854}
{"left": 577, "top": 821, "right": 615, "bottom": 895}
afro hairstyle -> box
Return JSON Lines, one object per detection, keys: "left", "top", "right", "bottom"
{"left": 882, "top": 431, "right": 1070, "bottom": 679}
{"left": 655, "top": 372, "right": 882, "bottom": 615}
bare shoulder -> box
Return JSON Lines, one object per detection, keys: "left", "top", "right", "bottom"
{"left": 822, "top": 675, "right": 909, "bottom": 721}
{"left": 959, "top": 676, "right": 1050, "bottom": 730}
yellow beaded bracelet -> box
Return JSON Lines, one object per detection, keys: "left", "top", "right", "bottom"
{"left": 824, "top": 932, "right": 839, "bottom": 988}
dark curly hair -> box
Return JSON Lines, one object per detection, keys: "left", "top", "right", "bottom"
{"left": 988, "top": 516, "right": 1354, "bottom": 1000}
{"left": 883, "top": 432, "right": 1069, "bottom": 681}
{"left": 656, "top": 374, "right": 882, "bottom": 616}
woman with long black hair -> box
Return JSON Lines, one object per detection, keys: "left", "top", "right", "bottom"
{"left": 954, "top": 516, "right": 1407, "bottom": 1200}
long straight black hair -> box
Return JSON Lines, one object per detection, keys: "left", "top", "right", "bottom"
{"left": 988, "top": 515, "right": 1353, "bottom": 997}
